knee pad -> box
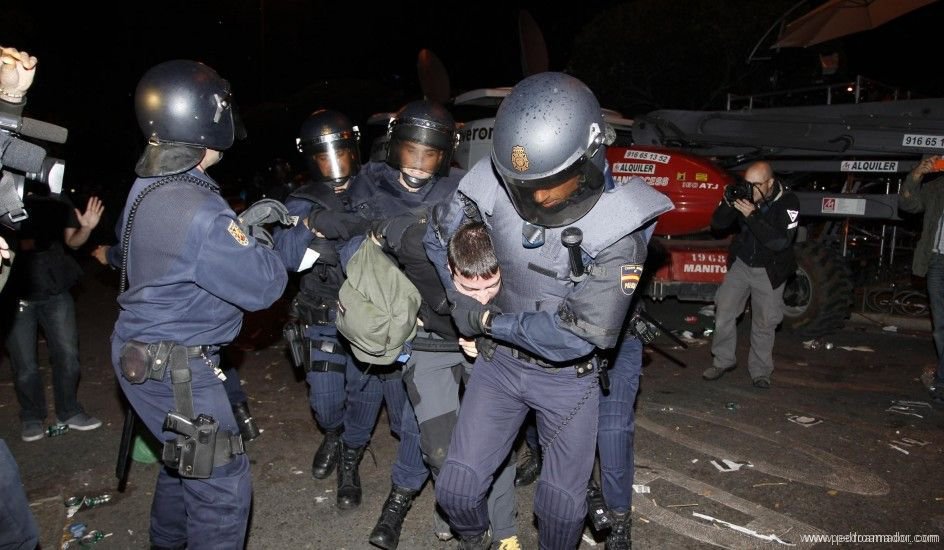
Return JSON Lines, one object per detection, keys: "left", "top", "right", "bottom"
{"left": 436, "top": 460, "right": 488, "bottom": 529}
{"left": 534, "top": 480, "right": 585, "bottom": 549}
{"left": 419, "top": 413, "right": 457, "bottom": 473}
{"left": 534, "top": 480, "right": 581, "bottom": 523}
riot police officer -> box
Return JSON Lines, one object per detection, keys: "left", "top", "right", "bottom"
{"left": 427, "top": 73, "right": 673, "bottom": 549}
{"left": 358, "top": 105, "right": 519, "bottom": 548}
{"left": 110, "top": 60, "right": 288, "bottom": 549}
{"left": 272, "top": 109, "right": 368, "bottom": 481}
{"left": 337, "top": 100, "right": 464, "bottom": 545}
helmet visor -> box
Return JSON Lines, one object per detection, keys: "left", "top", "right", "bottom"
{"left": 300, "top": 135, "right": 361, "bottom": 185}
{"left": 501, "top": 154, "right": 605, "bottom": 228}
{"left": 388, "top": 138, "right": 446, "bottom": 184}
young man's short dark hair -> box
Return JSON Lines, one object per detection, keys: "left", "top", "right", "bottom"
{"left": 447, "top": 222, "right": 499, "bottom": 280}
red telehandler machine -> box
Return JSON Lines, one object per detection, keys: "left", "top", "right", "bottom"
{"left": 452, "top": 83, "right": 944, "bottom": 336}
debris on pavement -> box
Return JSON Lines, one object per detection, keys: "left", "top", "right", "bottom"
{"left": 61, "top": 529, "right": 111, "bottom": 549}
{"left": 893, "top": 400, "right": 932, "bottom": 409}
{"left": 888, "top": 444, "right": 910, "bottom": 455}
{"left": 837, "top": 345, "right": 875, "bottom": 352}
{"left": 64, "top": 494, "right": 112, "bottom": 519}
{"left": 710, "top": 459, "right": 753, "bottom": 472}
{"left": 633, "top": 484, "right": 651, "bottom": 494}
{"left": 698, "top": 305, "right": 715, "bottom": 317}
{"left": 692, "top": 511, "right": 795, "bottom": 545}
{"left": 786, "top": 414, "right": 823, "bottom": 427}
{"left": 887, "top": 400, "right": 932, "bottom": 418}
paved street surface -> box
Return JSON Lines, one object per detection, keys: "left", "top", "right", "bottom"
{"left": 2, "top": 263, "right": 942, "bottom": 549}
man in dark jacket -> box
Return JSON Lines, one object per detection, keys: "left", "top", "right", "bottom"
{"left": 898, "top": 154, "right": 944, "bottom": 405}
{"left": 702, "top": 161, "right": 799, "bottom": 388}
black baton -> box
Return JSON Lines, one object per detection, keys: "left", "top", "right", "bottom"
{"left": 561, "top": 227, "right": 609, "bottom": 390}
{"left": 115, "top": 404, "right": 136, "bottom": 491}
{"left": 561, "top": 227, "right": 586, "bottom": 281}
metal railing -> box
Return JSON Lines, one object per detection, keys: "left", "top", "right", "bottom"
{"left": 726, "top": 76, "right": 911, "bottom": 111}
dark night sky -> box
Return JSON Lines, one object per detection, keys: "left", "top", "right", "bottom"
{"left": 4, "top": 0, "right": 943, "bottom": 226}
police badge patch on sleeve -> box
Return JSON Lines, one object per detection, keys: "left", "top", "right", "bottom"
{"left": 620, "top": 264, "right": 643, "bottom": 295}
{"left": 227, "top": 220, "right": 250, "bottom": 246}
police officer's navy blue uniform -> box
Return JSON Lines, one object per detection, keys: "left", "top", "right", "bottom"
{"left": 339, "top": 159, "right": 455, "bottom": 495}
{"left": 430, "top": 157, "right": 669, "bottom": 549}
{"left": 112, "top": 167, "right": 287, "bottom": 548}
{"left": 426, "top": 73, "right": 673, "bottom": 549}
{"left": 350, "top": 99, "right": 521, "bottom": 548}
{"left": 273, "top": 109, "right": 380, "bottom": 483}
{"left": 274, "top": 181, "right": 363, "bottom": 476}
{"left": 112, "top": 60, "right": 288, "bottom": 549}
{"left": 597, "top": 332, "right": 643, "bottom": 546}
{"left": 349, "top": 169, "right": 520, "bottom": 545}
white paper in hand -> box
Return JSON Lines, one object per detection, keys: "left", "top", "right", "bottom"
{"left": 298, "top": 248, "right": 320, "bottom": 272}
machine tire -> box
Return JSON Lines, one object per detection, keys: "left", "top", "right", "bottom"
{"left": 781, "top": 241, "right": 853, "bottom": 336}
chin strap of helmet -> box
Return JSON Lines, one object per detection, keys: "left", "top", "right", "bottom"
{"left": 401, "top": 172, "right": 430, "bottom": 189}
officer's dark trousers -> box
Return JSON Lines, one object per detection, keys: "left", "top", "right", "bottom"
{"left": 598, "top": 336, "right": 642, "bottom": 514}
{"left": 403, "top": 335, "right": 518, "bottom": 540}
{"left": 437, "top": 348, "right": 599, "bottom": 549}
{"left": 112, "top": 339, "right": 250, "bottom": 549}
{"left": 304, "top": 323, "right": 351, "bottom": 431}
{"left": 344, "top": 360, "right": 427, "bottom": 489}
{"left": 0, "top": 439, "right": 39, "bottom": 550}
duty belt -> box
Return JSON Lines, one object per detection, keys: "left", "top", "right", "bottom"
{"left": 500, "top": 345, "right": 596, "bottom": 377}
{"left": 183, "top": 345, "right": 218, "bottom": 358}
{"left": 141, "top": 343, "right": 217, "bottom": 359}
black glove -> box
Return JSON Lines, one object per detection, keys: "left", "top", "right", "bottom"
{"left": 249, "top": 225, "right": 274, "bottom": 249}
{"left": 309, "top": 238, "right": 340, "bottom": 266}
{"left": 371, "top": 213, "right": 423, "bottom": 252}
{"left": 308, "top": 209, "right": 369, "bottom": 240}
{"left": 240, "top": 199, "right": 291, "bottom": 227}
{"left": 447, "top": 289, "right": 501, "bottom": 337}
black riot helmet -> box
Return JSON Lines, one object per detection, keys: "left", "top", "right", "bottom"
{"left": 296, "top": 109, "right": 361, "bottom": 187}
{"left": 134, "top": 60, "right": 243, "bottom": 177}
{"left": 491, "top": 72, "right": 608, "bottom": 228}
{"left": 385, "top": 100, "right": 459, "bottom": 189}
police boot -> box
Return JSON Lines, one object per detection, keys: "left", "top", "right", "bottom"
{"left": 311, "top": 427, "right": 343, "bottom": 479}
{"left": 457, "top": 528, "right": 492, "bottom": 550}
{"left": 232, "top": 401, "right": 261, "bottom": 442}
{"left": 514, "top": 445, "right": 541, "bottom": 487}
{"left": 337, "top": 442, "right": 366, "bottom": 509}
{"left": 605, "top": 511, "right": 632, "bottom": 550}
{"left": 587, "top": 480, "right": 611, "bottom": 532}
{"left": 368, "top": 484, "right": 418, "bottom": 549}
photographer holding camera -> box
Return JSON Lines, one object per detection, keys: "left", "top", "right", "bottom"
{"left": 702, "top": 161, "right": 799, "bottom": 388}
{"left": 0, "top": 46, "right": 36, "bottom": 292}
{"left": 0, "top": 42, "right": 105, "bottom": 443}
{"left": 0, "top": 44, "right": 41, "bottom": 550}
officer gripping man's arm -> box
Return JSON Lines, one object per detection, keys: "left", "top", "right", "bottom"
{"left": 429, "top": 72, "right": 673, "bottom": 550}
{"left": 428, "top": 188, "right": 666, "bottom": 364}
